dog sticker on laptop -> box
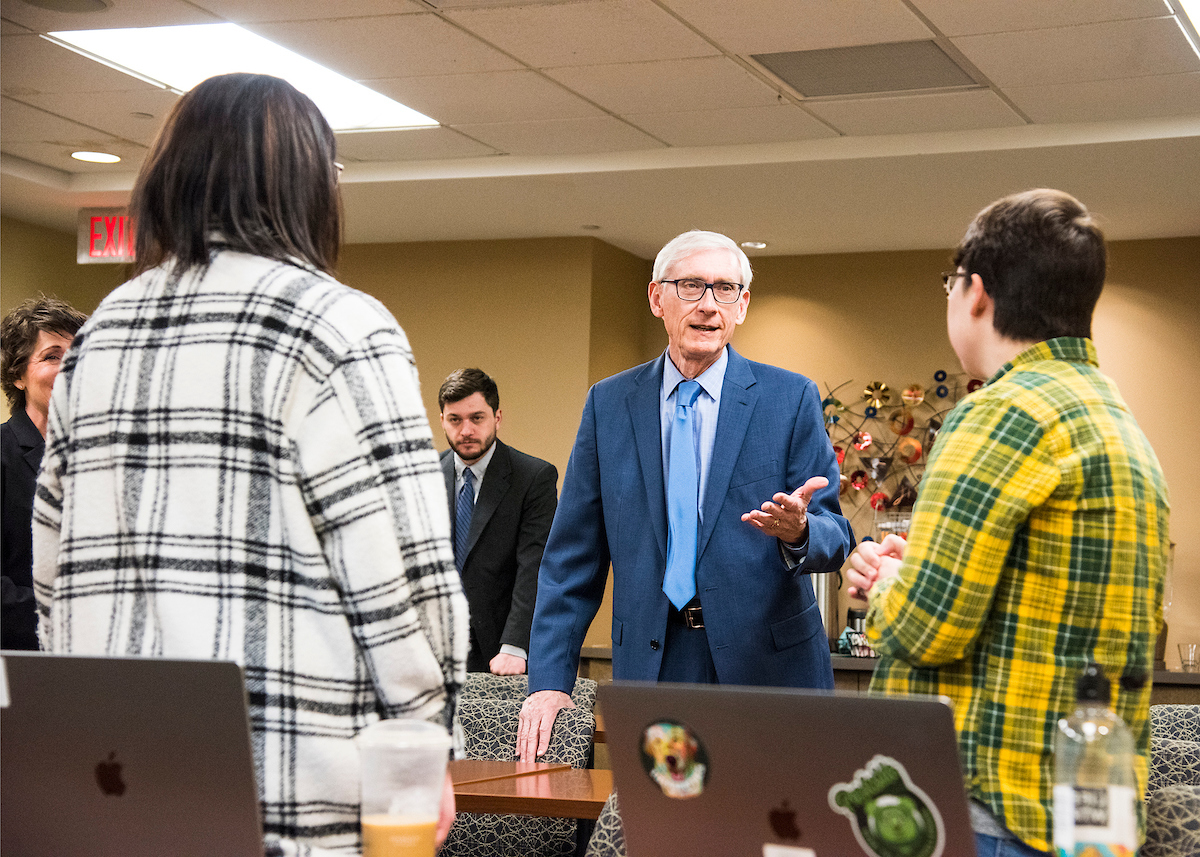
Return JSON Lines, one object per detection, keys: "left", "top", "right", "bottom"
{"left": 640, "top": 720, "right": 709, "bottom": 799}
{"left": 829, "top": 755, "right": 945, "bottom": 857}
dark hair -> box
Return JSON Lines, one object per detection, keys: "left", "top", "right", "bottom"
{"left": 1, "top": 296, "right": 88, "bottom": 410}
{"left": 129, "top": 73, "right": 341, "bottom": 278}
{"left": 953, "top": 188, "right": 1105, "bottom": 342}
{"left": 438, "top": 368, "right": 499, "bottom": 413}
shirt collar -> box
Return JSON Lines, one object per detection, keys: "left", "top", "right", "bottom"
{"left": 455, "top": 439, "right": 499, "bottom": 482}
{"left": 986, "top": 337, "right": 1099, "bottom": 386}
{"left": 662, "top": 345, "right": 729, "bottom": 402}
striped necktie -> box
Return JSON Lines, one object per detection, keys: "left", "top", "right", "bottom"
{"left": 454, "top": 468, "right": 475, "bottom": 572}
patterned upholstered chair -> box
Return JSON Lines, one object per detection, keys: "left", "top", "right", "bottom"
{"left": 1143, "top": 704, "right": 1200, "bottom": 857}
{"left": 583, "top": 791, "right": 626, "bottom": 857}
{"left": 442, "top": 697, "right": 596, "bottom": 857}
{"left": 1150, "top": 704, "right": 1200, "bottom": 743}
{"left": 1142, "top": 785, "right": 1200, "bottom": 857}
{"left": 461, "top": 672, "right": 599, "bottom": 711}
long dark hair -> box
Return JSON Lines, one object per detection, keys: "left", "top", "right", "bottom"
{"left": 129, "top": 73, "right": 341, "bottom": 277}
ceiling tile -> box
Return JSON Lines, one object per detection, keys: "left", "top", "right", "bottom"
{"left": 1007, "top": 72, "right": 1200, "bottom": 123}
{"left": 1, "top": 18, "right": 33, "bottom": 35}
{"left": 191, "top": 0, "right": 426, "bottom": 23}
{"left": 373, "top": 70, "right": 603, "bottom": 124}
{"left": 953, "top": 16, "right": 1200, "bottom": 87}
{"left": 2, "top": 140, "right": 145, "bottom": 173}
{"left": 1, "top": 34, "right": 163, "bottom": 95}
{"left": 806, "top": 89, "right": 1025, "bottom": 136}
{"left": 1, "top": 96, "right": 104, "bottom": 143}
{"left": 426, "top": 0, "right": 567, "bottom": 7}
{"left": 335, "top": 127, "right": 497, "bottom": 161}
{"left": 914, "top": 0, "right": 1172, "bottom": 36}
{"left": 455, "top": 115, "right": 666, "bottom": 155}
{"left": 658, "top": 0, "right": 932, "bottom": 54}
{"left": 249, "top": 14, "right": 522, "bottom": 80}
{"left": 623, "top": 103, "right": 837, "bottom": 147}
{"left": 15, "top": 89, "right": 179, "bottom": 145}
{"left": 0, "top": 0, "right": 218, "bottom": 32}
{"left": 544, "top": 56, "right": 781, "bottom": 114}
{"left": 443, "top": 0, "right": 716, "bottom": 67}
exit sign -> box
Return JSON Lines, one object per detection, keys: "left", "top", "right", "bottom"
{"left": 77, "top": 207, "right": 134, "bottom": 264}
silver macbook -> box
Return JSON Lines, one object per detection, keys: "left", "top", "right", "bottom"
{"left": 1, "top": 651, "right": 264, "bottom": 857}
{"left": 599, "top": 682, "right": 977, "bottom": 857}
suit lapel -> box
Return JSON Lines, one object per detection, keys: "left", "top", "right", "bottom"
{"left": 440, "top": 451, "right": 455, "bottom": 512}
{"left": 467, "top": 439, "right": 511, "bottom": 558}
{"left": 630, "top": 356, "right": 668, "bottom": 563}
{"left": 12, "top": 407, "right": 44, "bottom": 477}
{"left": 698, "top": 348, "right": 757, "bottom": 558}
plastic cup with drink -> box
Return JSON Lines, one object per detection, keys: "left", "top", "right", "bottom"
{"left": 357, "top": 719, "right": 452, "bottom": 857}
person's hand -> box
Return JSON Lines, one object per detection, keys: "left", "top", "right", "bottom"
{"left": 489, "top": 653, "right": 527, "bottom": 675}
{"left": 741, "top": 476, "right": 828, "bottom": 544}
{"left": 517, "top": 690, "right": 573, "bottom": 762}
{"left": 846, "top": 534, "right": 907, "bottom": 600}
{"left": 436, "top": 768, "right": 455, "bottom": 847}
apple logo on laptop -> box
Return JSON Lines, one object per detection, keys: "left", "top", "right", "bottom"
{"left": 769, "top": 800, "right": 801, "bottom": 840}
{"left": 95, "top": 751, "right": 126, "bottom": 796}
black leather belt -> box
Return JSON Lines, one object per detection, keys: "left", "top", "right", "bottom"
{"left": 671, "top": 603, "right": 704, "bottom": 629}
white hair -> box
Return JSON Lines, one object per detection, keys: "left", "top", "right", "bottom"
{"left": 652, "top": 230, "right": 753, "bottom": 288}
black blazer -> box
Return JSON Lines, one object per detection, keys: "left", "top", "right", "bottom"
{"left": 441, "top": 439, "right": 557, "bottom": 667}
{"left": 2, "top": 407, "right": 44, "bottom": 650}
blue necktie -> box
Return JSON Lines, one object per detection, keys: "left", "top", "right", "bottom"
{"left": 454, "top": 468, "right": 474, "bottom": 572}
{"left": 663, "top": 380, "right": 702, "bottom": 610}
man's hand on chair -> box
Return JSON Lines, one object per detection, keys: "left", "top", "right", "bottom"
{"left": 517, "top": 690, "right": 573, "bottom": 762}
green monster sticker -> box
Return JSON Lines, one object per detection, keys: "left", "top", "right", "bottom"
{"left": 829, "top": 755, "right": 944, "bottom": 857}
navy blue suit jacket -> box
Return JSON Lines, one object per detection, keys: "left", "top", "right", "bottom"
{"left": 528, "top": 347, "right": 853, "bottom": 694}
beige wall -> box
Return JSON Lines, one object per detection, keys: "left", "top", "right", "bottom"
{"left": 3, "top": 215, "right": 1196, "bottom": 661}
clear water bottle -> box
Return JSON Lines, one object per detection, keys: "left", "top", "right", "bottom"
{"left": 1052, "top": 662, "right": 1137, "bottom": 857}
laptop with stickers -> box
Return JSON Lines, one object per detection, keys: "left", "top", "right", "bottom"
{"left": 598, "top": 682, "right": 977, "bottom": 857}
{"left": 1, "top": 651, "right": 264, "bottom": 857}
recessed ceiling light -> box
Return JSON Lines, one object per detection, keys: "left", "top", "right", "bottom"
{"left": 71, "top": 151, "right": 120, "bottom": 163}
{"left": 45, "top": 24, "right": 438, "bottom": 131}
{"left": 740, "top": 241, "right": 767, "bottom": 250}
{"left": 1173, "top": 0, "right": 1200, "bottom": 58}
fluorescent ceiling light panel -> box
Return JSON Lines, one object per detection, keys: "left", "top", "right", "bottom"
{"left": 47, "top": 24, "right": 438, "bottom": 131}
{"left": 1174, "top": 0, "right": 1200, "bottom": 58}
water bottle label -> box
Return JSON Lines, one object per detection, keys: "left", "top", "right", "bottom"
{"left": 1052, "top": 785, "right": 1136, "bottom": 857}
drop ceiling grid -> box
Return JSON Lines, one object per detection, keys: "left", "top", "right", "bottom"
{"left": 372, "top": 69, "right": 607, "bottom": 124}
{"left": 453, "top": 114, "right": 668, "bottom": 156}
{"left": 248, "top": 13, "right": 523, "bottom": 80}
{"left": 910, "top": 0, "right": 1174, "bottom": 37}
{"left": 951, "top": 16, "right": 1200, "bottom": 88}
{"left": 804, "top": 89, "right": 1026, "bottom": 136}
{"left": 440, "top": 0, "right": 719, "bottom": 68}
{"left": 543, "top": 55, "right": 784, "bottom": 115}
{"left": 655, "top": 0, "right": 934, "bottom": 54}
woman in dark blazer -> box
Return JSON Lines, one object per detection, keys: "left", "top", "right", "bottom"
{"left": 1, "top": 296, "right": 86, "bottom": 649}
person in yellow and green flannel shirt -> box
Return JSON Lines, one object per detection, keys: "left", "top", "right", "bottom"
{"left": 845, "top": 189, "right": 1170, "bottom": 857}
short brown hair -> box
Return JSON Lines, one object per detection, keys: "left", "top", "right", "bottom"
{"left": 129, "top": 73, "right": 341, "bottom": 278}
{"left": 1, "top": 296, "right": 87, "bottom": 410}
{"left": 439, "top": 368, "right": 499, "bottom": 413}
{"left": 953, "top": 189, "right": 1105, "bottom": 342}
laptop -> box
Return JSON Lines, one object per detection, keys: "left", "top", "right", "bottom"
{"left": 1, "top": 651, "right": 264, "bottom": 857}
{"left": 598, "top": 682, "right": 977, "bottom": 857}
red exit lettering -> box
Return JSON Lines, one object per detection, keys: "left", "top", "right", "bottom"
{"left": 89, "top": 215, "right": 134, "bottom": 258}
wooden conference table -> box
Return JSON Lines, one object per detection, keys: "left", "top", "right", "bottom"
{"left": 450, "top": 759, "right": 613, "bottom": 819}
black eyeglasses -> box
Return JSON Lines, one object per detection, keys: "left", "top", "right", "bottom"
{"left": 660, "top": 278, "right": 746, "bottom": 304}
{"left": 940, "top": 270, "right": 969, "bottom": 296}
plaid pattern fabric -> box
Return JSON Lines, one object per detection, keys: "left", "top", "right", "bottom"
{"left": 866, "top": 337, "right": 1169, "bottom": 853}
{"left": 33, "top": 250, "right": 468, "bottom": 856}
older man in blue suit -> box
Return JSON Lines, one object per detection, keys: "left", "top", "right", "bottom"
{"left": 518, "top": 230, "right": 853, "bottom": 760}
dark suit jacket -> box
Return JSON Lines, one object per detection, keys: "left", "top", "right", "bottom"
{"left": 528, "top": 347, "right": 853, "bottom": 694}
{"left": 441, "top": 439, "right": 558, "bottom": 669}
{"left": 2, "top": 407, "right": 44, "bottom": 650}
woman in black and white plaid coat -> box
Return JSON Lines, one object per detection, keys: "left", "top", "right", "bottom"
{"left": 32, "top": 73, "right": 469, "bottom": 856}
